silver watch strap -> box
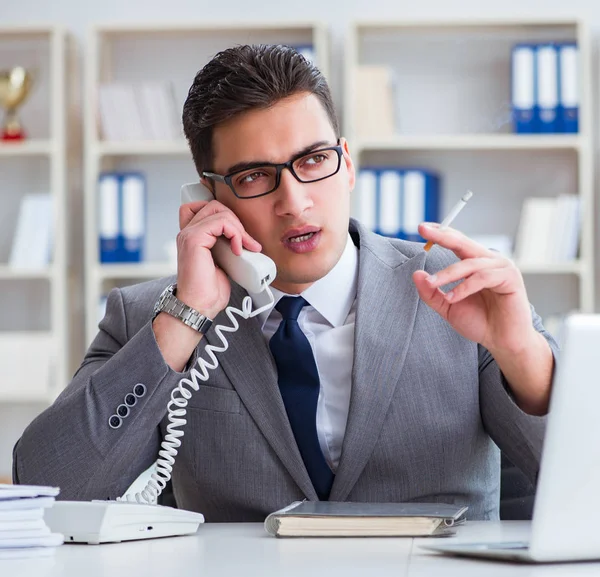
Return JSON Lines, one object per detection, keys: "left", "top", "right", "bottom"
{"left": 160, "top": 293, "right": 213, "bottom": 334}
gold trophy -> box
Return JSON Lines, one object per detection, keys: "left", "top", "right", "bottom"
{"left": 0, "top": 67, "right": 34, "bottom": 141}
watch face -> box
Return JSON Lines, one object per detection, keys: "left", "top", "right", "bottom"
{"left": 154, "top": 284, "right": 176, "bottom": 315}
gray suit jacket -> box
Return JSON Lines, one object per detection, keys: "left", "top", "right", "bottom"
{"left": 13, "top": 219, "right": 556, "bottom": 521}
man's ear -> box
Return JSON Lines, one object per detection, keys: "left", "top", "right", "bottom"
{"left": 200, "top": 176, "right": 216, "bottom": 197}
{"left": 340, "top": 137, "right": 356, "bottom": 191}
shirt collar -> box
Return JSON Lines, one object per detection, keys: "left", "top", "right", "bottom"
{"left": 252, "top": 233, "right": 359, "bottom": 329}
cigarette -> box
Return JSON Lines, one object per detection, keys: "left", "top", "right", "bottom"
{"left": 423, "top": 190, "right": 473, "bottom": 252}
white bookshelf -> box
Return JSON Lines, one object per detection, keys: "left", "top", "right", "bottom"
{"left": 345, "top": 19, "right": 594, "bottom": 319}
{"left": 84, "top": 22, "right": 329, "bottom": 344}
{"left": 0, "top": 27, "right": 70, "bottom": 478}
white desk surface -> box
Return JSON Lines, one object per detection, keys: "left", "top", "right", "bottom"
{"left": 6, "top": 521, "right": 600, "bottom": 576}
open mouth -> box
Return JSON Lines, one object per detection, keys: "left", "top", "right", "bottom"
{"left": 282, "top": 229, "right": 322, "bottom": 253}
{"left": 289, "top": 232, "right": 316, "bottom": 243}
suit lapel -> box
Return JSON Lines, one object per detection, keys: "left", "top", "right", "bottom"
{"left": 203, "top": 283, "right": 318, "bottom": 500}
{"left": 329, "top": 221, "right": 426, "bottom": 501}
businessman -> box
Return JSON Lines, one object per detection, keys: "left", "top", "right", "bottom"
{"left": 13, "top": 44, "right": 556, "bottom": 522}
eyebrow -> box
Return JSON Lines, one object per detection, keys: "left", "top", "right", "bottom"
{"left": 223, "top": 140, "right": 335, "bottom": 175}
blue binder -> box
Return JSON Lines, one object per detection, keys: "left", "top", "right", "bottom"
{"left": 98, "top": 172, "right": 146, "bottom": 263}
{"left": 558, "top": 43, "right": 579, "bottom": 133}
{"left": 376, "top": 169, "right": 402, "bottom": 238}
{"left": 369, "top": 168, "right": 440, "bottom": 241}
{"left": 98, "top": 173, "right": 120, "bottom": 263}
{"left": 511, "top": 44, "right": 537, "bottom": 133}
{"left": 400, "top": 169, "right": 440, "bottom": 243}
{"left": 536, "top": 43, "right": 559, "bottom": 133}
{"left": 119, "top": 172, "right": 146, "bottom": 262}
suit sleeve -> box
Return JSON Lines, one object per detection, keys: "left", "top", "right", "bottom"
{"left": 12, "top": 286, "right": 194, "bottom": 501}
{"left": 478, "top": 304, "right": 558, "bottom": 484}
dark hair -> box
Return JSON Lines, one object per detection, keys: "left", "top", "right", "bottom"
{"left": 182, "top": 44, "right": 340, "bottom": 175}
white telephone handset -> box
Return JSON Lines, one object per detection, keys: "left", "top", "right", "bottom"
{"left": 180, "top": 183, "right": 276, "bottom": 294}
{"left": 45, "top": 184, "right": 277, "bottom": 544}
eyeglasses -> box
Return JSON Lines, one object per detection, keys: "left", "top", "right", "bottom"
{"left": 202, "top": 141, "right": 343, "bottom": 199}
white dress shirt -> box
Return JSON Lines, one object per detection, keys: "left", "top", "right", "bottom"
{"left": 255, "top": 234, "right": 358, "bottom": 472}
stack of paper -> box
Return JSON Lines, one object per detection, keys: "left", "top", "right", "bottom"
{"left": 98, "top": 81, "right": 182, "bottom": 141}
{"left": 0, "top": 484, "right": 63, "bottom": 559}
{"left": 513, "top": 195, "right": 581, "bottom": 265}
{"left": 9, "top": 193, "right": 54, "bottom": 269}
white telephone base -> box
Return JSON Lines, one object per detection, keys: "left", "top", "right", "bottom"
{"left": 44, "top": 500, "right": 204, "bottom": 545}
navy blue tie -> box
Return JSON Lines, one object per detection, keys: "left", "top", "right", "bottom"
{"left": 269, "top": 296, "right": 334, "bottom": 500}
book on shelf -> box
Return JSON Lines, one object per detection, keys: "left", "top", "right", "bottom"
{"left": 9, "top": 193, "right": 53, "bottom": 270}
{"left": 264, "top": 501, "right": 468, "bottom": 538}
{"left": 98, "top": 172, "right": 146, "bottom": 263}
{"left": 354, "top": 65, "right": 396, "bottom": 140}
{"left": 98, "top": 81, "right": 182, "bottom": 141}
{"left": 356, "top": 167, "right": 440, "bottom": 242}
{"left": 513, "top": 194, "right": 581, "bottom": 265}
{"left": 511, "top": 42, "right": 579, "bottom": 134}
{"left": 0, "top": 332, "right": 53, "bottom": 400}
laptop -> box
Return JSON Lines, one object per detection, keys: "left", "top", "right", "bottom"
{"left": 421, "top": 313, "right": 600, "bottom": 563}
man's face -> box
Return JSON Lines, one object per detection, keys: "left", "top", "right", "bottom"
{"left": 209, "top": 92, "right": 355, "bottom": 295}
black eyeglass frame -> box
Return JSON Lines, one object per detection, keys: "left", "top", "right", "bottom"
{"left": 202, "top": 140, "right": 343, "bottom": 199}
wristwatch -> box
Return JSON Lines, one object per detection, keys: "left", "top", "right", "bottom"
{"left": 153, "top": 283, "right": 213, "bottom": 334}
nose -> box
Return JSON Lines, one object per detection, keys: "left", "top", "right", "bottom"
{"left": 273, "top": 167, "right": 314, "bottom": 218}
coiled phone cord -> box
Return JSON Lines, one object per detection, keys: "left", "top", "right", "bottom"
{"left": 120, "top": 286, "right": 275, "bottom": 504}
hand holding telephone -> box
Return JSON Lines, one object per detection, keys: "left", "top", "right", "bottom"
{"left": 46, "top": 184, "right": 277, "bottom": 544}
{"left": 180, "top": 183, "right": 276, "bottom": 294}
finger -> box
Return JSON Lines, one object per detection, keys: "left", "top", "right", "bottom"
{"left": 183, "top": 205, "right": 262, "bottom": 253}
{"left": 210, "top": 213, "right": 261, "bottom": 254}
{"left": 189, "top": 212, "right": 260, "bottom": 256}
{"left": 179, "top": 200, "right": 211, "bottom": 229}
{"left": 180, "top": 198, "right": 240, "bottom": 230}
{"left": 419, "top": 223, "right": 496, "bottom": 260}
{"left": 412, "top": 270, "right": 450, "bottom": 319}
{"left": 218, "top": 220, "right": 263, "bottom": 256}
{"left": 426, "top": 257, "right": 509, "bottom": 290}
{"left": 211, "top": 219, "right": 247, "bottom": 255}
{"left": 444, "top": 268, "right": 515, "bottom": 303}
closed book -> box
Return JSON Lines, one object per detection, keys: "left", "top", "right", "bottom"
{"left": 511, "top": 44, "right": 536, "bottom": 133}
{"left": 98, "top": 173, "right": 120, "bottom": 263}
{"left": 536, "top": 44, "right": 559, "bottom": 133}
{"left": 264, "top": 501, "right": 468, "bottom": 538}
{"left": 9, "top": 193, "right": 53, "bottom": 269}
{"left": 513, "top": 197, "right": 556, "bottom": 265}
{"left": 356, "top": 168, "right": 377, "bottom": 231}
{"left": 401, "top": 170, "right": 440, "bottom": 242}
{"left": 355, "top": 66, "right": 396, "bottom": 140}
{"left": 377, "top": 170, "right": 402, "bottom": 237}
{"left": 558, "top": 43, "right": 579, "bottom": 133}
{"left": 120, "top": 173, "right": 146, "bottom": 262}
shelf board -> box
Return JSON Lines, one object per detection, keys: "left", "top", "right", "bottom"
{"left": 94, "top": 140, "right": 190, "bottom": 157}
{"left": 354, "top": 18, "right": 579, "bottom": 32}
{"left": 97, "top": 263, "right": 176, "bottom": 280}
{"left": 357, "top": 134, "right": 582, "bottom": 152}
{"left": 0, "top": 25, "right": 60, "bottom": 37}
{"left": 0, "top": 266, "right": 52, "bottom": 279}
{"left": 0, "top": 393, "right": 52, "bottom": 404}
{"left": 0, "top": 140, "right": 54, "bottom": 157}
{"left": 516, "top": 261, "right": 583, "bottom": 274}
{"left": 95, "top": 22, "right": 322, "bottom": 34}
